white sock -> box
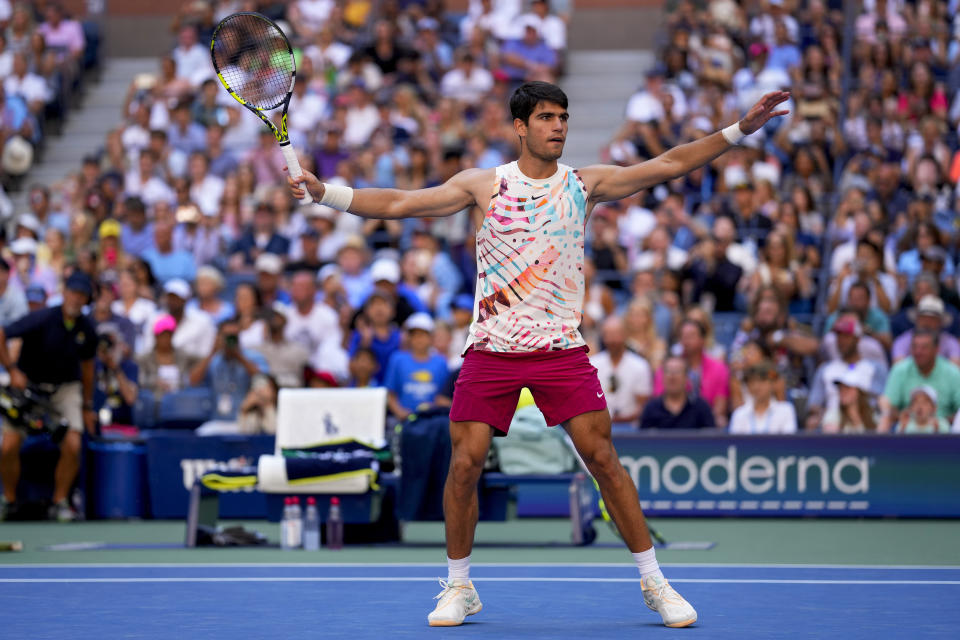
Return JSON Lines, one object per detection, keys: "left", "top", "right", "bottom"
{"left": 633, "top": 548, "right": 664, "bottom": 580}
{"left": 447, "top": 555, "right": 471, "bottom": 583}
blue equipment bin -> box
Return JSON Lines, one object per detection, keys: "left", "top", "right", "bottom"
{"left": 88, "top": 440, "right": 148, "bottom": 519}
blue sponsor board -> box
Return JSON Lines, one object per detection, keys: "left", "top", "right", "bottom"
{"left": 143, "top": 431, "right": 274, "bottom": 519}
{"left": 612, "top": 433, "right": 960, "bottom": 517}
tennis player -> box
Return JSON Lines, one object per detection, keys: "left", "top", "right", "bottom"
{"left": 289, "top": 81, "right": 789, "bottom": 629}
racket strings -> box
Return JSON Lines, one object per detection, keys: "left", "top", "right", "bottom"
{"left": 212, "top": 15, "right": 293, "bottom": 110}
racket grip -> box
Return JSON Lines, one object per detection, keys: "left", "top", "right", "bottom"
{"left": 280, "top": 143, "right": 313, "bottom": 204}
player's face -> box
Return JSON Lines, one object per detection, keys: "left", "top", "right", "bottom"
{"left": 516, "top": 101, "right": 568, "bottom": 162}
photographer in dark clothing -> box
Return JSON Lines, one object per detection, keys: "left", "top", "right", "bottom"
{"left": 0, "top": 272, "right": 97, "bottom": 521}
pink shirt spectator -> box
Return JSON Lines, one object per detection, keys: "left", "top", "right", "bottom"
{"left": 38, "top": 19, "right": 85, "bottom": 56}
{"left": 654, "top": 355, "right": 730, "bottom": 406}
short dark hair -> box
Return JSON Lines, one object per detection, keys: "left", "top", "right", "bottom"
{"left": 913, "top": 328, "right": 940, "bottom": 346}
{"left": 510, "top": 82, "right": 568, "bottom": 124}
{"left": 848, "top": 281, "right": 871, "bottom": 298}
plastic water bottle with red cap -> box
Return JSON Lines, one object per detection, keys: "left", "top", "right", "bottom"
{"left": 280, "top": 497, "right": 295, "bottom": 550}
{"left": 303, "top": 497, "right": 320, "bottom": 551}
{"left": 326, "top": 496, "right": 344, "bottom": 550}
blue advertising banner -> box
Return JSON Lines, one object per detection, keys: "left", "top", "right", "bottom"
{"left": 611, "top": 433, "right": 960, "bottom": 517}
{"left": 143, "top": 431, "right": 274, "bottom": 519}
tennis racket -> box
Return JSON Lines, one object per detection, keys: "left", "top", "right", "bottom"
{"left": 211, "top": 12, "right": 311, "bottom": 203}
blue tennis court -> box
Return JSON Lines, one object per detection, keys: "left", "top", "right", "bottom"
{"left": 3, "top": 563, "right": 958, "bottom": 639}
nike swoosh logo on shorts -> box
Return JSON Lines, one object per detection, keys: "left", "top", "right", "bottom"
{"left": 597, "top": 392, "right": 604, "bottom": 398}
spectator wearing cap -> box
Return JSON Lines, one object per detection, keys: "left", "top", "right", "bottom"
{"left": 348, "top": 290, "right": 401, "bottom": 385}
{"left": 591, "top": 316, "right": 652, "bottom": 428}
{"left": 286, "top": 228, "right": 325, "bottom": 275}
{"left": 362, "top": 257, "right": 424, "bottom": 327}
{"left": 640, "top": 356, "right": 715, "bottom": 430}
{"left": 654, "top": 318, "right": 730, "bottom": 428}
{"left": 879, "top": 329, "right": 960, "bottom": 432}
{"left": 718, "top": 173, "right": 773, "bottom": 246}
{"left": 254, "top": 307, "right": 310, "bottom": 388}
{"left": 897, "top": 386, "right": 951, "bottom": 434}
{"left": 823, "top": 280, "right": 892, "bottom": 352}
{"left": 136, "top": 314, "right": 195, "bottom": 399}
{"left": 499, "top": 17, "right": 557, "bottom": 84}
{"left": 892, "top": 272, "right": 960, "bottom": 339}
{"left": 173, "top": 203, "right": 221, "bottom": 267}
{"left": 828, "top": 238, "right": 897, "bottom": 315}
{"left": 88, "top": 280, "right": 137, "bottom": 357}
{"left": 302, "top": 204, "right": 345, "bottom": 265}
{"left": 729, "top": 361, "right": 797, "bottom": 434}
{"left": 822, "top": 367, "right": 878, "bottom": 433}
{"left": 119, "top": 197, "right": 154, "bottom": 258}
{"left": 891, "top": 296, "right": 960, "bottom": 366}
{"left": 384, "top": 312, "right": 449, "bottom": 420}
{"left": 523, "top": 0, "right": 567, "bottom": 54}
{"left": 24, "top": 285, "right": 46, "bottom": 313}
{"left": 0, "top": 257, "right": 27, "bottom": 325}
{"left": 191, "top": 318, "right": 269, "bottom": 436}
{"left": 15, "top": 213, "right": 42, "bottom": 240}
{"left": 139, "top": 278, "right": 215, "bottom": 360}
{"left": 141, "top": 219, "right": 196, "bottom": 284}
{"left": 0, "top": 271, "right": 97, "bottom": 521}
{"left": 896, "top": 222, "right": 954, "bottom": 286}
{"left": 283, "top": 270, "right": 341, "bottom": 356}
{"left": 96, "top": 218, "right": 125, "bottom": 275}
{"left": 625, "top": 64, "right": 688, "bottom": 130}
{"left": 807, "top": 313, "right": 887, "bottom": 431}
{"left": 414, "top": 17, "right": 454, "bottom": 80}
{"left": 254, "top": 253, "right": 291, "bottom": 308}
{"left": 229, "top": 202, "right": 291, "bottom": 270}
{"left": 187, "top": 266, "right": 234, "bottom": 325}
{"left": 9, "top": 236, "right": 57, "bottom": 295}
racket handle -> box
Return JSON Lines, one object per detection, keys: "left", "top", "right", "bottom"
{"left": 280, "top": 143, "right": 313, "bottom": 204}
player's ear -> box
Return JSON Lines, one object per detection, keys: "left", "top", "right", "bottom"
{"left": 513, "top": 117, "right": 528, "bottom": 139}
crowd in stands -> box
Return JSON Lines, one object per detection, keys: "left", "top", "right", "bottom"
{"left": 0, "top": 1, "right": 100, "bottom": 194}
{"left": 0, "top": 0, "right": 958, "bottom": 437}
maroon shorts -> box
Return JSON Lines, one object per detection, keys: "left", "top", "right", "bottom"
{"left": 450, "top": 346, "right": 608, "bottom": 434}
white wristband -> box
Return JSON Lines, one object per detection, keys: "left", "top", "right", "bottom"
{"left": 721, "top": 122, "right": 745, "bottom": 145}
{"left": 319, "top": 183, "right": 354, "bottom": 211}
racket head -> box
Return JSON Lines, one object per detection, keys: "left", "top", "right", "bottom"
{"left": 210, "top": 12, "right": 296, "bottom": 113}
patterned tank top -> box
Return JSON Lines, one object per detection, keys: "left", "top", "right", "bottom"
{"left": 464, "top": 161, "right": 589, "bottom": 353}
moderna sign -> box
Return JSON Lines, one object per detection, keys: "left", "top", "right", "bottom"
{"left": 611, "top": 433, "right": 960, "bottom": 517}
{"left": 621, "top": 446, "right": 868, "bottom": 496}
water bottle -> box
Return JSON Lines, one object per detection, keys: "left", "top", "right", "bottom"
{"left": 280, "top": 497, "right": 294, "bottom": 550}
{"left": 290, "top": 497, "right": 303, "bottom": 548}
{"left": 303, "top": 497, "right": 320, "bottom": 551}
{"left": 326, "top": 496, "right": 344, "bottom": 550}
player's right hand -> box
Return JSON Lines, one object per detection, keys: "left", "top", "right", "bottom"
{"left": 9, "top": 367, "right": 27, "bottom": 390}
{"left": 285, "top": 166, "right": 325, "bottom": 202}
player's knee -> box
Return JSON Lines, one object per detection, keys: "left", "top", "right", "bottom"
{"left": 581, "top": 442, "right": 617, "bottom": 476}
{"left": 448, "top": 451, "right": 485, "bottom": 484}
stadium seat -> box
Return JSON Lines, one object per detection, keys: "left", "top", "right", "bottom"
{"left": 133, "top": 390, "right": 157, "bottom": 430}
{"left": 157, "top": 388, "right": 215, "bottom": 430}
{"left": 712, "top": 312, "right": 745, "bottom": 351}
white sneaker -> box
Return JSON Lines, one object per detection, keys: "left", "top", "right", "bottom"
{"left": 427, "top": 578, "right": 482, "bottom": 626}
{"left": 641, "top": 575, "right": 697, "bottom": 628}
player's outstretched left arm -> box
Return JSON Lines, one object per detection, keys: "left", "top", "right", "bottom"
{"left": 287, "top": 167, "right": 486, "bottom": 219}
{"left": 582, "top": 91, "right": 790, "bottom": 204}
